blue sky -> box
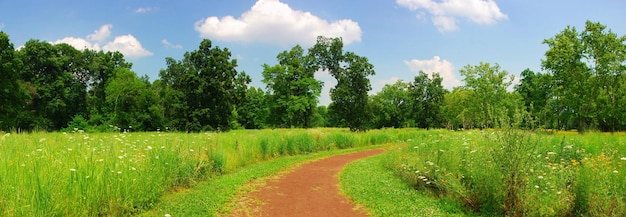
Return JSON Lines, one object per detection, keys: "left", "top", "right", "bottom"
{"left": 1, "top": 0, "right": 625, "bottom": 105}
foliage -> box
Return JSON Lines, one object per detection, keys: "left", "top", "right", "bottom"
{"left": 389, "top": 130, "right": 626, "bottom": 216}
{"left": 310, "top": 36, "right": 375, "bottom": 132}
{"left": 542, "top": 21, "right": 626, "bottom": 133}
{"left": 262, "top": 45, "right": 322, "bottom": 128}
{"left": 369, "top": 80, "right": 411, "bottom": 128}
{"left": 0, "top": 32, "right": 28, "bottom": 131}
{"left": 409, "top": 71, "right": 447, "bottom": 129}
{"left": 159, "top": 39, "right": 250, "bottom": 132}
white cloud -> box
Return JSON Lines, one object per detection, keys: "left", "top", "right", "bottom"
{"left": 195, "top": 0, "right": 362, "bottom": 45}
{"left": 161, "top": 39, "right": 182, "bottom": 49}
{"left": 0, "top": 23, "right": 4, "bottom": 30}
{"left": 87, "top": 24, "right": 112, "bottom": 42}
{"left": 51, "top": 25, "right": 152, "bottom": 58}
{"left": 403, "top": 56, "right": 461, "bottom": 89}
{"left": 53, "top": 37, "right": 101, "bottom": 50}
{"left": 103, "top": 35, "right": 153, "bottom": 58}
{"left": 397, "top": 0, "right": 507, "bottom": 32}
{"left": 135, "top": 7, "right": 158, "bottom": 13}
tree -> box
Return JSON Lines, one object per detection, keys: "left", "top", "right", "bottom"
{"left": 309, "top": 36, "right": 375, "bottom": 132}
{"left": 542, "top": 21, "right": 626, "bottom": 132}
{"left": 236, "top": 87, "right": 269, "bottom": 129}
{"left": 0, "top": 32, "right": 28, "bottom": 130}
{"left": 409, "top": 71, "right": 447, "bottom": 129}
{"left": 515, "top": 69, "right": 553, "bottom": 129}
{"left": 459, "top": 62, "right": 521, "bottom": 129}
{"left": 262, "top": 45, "right": 322, "bottom": 128}
{"left": 159, "top": 39, "right": 249, "bottom": 131}
{"left": 369, "top": 80, "right": 410, "bottom": 128}
{"left": 104, "top": 68, "right": 162, "bottom": 131}
{"left": 17, "top": 40, "right": 89, "bottom": 130}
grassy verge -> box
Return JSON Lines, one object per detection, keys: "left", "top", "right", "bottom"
{"left": 341, "top": 151, "right": 472, "bottom": 217}
{"left": 137, "top": 145, "right": 385, "bottom": 217}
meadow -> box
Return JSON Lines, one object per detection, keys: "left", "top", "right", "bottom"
{"left": 385, "top": 129, "right": 626, "bottom": 216}
{"left": 0, "top": 128, "right": 407, "bottom": 216}
{"left": 1, "top": 128, "right": 625, "bottom": 216}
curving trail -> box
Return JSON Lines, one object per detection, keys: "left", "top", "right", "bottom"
{"left": 229, "top": 149, "right": 385, "bottom": 217}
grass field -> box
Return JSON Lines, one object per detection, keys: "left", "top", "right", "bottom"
{"left": 0, "top": 128, "right": 411, "bottom": 216}
{"left": 2, "top": 128, "right": 625, "bottom": 216}
{"left": 385, "top": 129, "right": 626, "bottom": 216}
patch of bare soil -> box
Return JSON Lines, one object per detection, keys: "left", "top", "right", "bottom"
{"left": 228, "top": 149, "right": 385, "bottom": 217}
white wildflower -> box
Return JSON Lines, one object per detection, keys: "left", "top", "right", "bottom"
{"left": 547, "top": 152, "right": 556, "bottom": 155}
{"left": 426, "top": 161, "right": 434, "bottom": 166}
{"left": 613, "top": 170, "right": 619, "bottom": 174}
{"left": 563, "top": 145, "right": 573, "bottom": 149}
{"left": 70, "top": 168, "right": 76, "bottom": 172}
{"left": 535, "top": 185, "right": 540, "bottom": 189}
{"left": 164, "top": 214, "right": 171, "bottom": 217}
{"left": 538, "top": 176, "right": 544, "bottom": 179}
{"left": 620, "top": 157, "right": 626, "bottom": 161}
{"left": 147, "top": 146, "right": 153, "bottom": 150}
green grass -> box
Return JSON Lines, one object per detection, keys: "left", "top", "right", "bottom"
{"left": 0, "top": 128, "right": 407, "bottom": 216}
{"left": 138, "top": 145, "right": 384, "bottom": 217}
{"left": 341, "top": 151, "right": 471, "bottom": 217}
{"left": 388, "top": 130, "right": 626, "bottom": 216}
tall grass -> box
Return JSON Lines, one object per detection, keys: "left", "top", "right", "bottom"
{"left": 388, "top": 130, "right": 626, "bottom": 216}
{"left": 0, "top": 128, "right": 406, "bottom": 216}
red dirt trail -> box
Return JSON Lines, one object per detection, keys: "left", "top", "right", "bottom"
{"left": 229, "top": 149, "right": 385, "bottom": 217}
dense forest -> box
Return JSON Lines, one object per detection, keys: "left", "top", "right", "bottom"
{"left": 1, "top": 21, "right": 624, "bottom": 133}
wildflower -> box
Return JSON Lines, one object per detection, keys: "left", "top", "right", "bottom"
{"left": 563, "top": 145, "right": 573, "bottom": 149}
{"left": 67, "top": 148, "right": 72, "bottom": 151}
{"left": 614, "top": 170, "right": 619, "bottom": 174}
{"left": 621, "top": 157, "right": 626, "bottom": 161}
{"left": 413, "top": 146, "right": 418, "bottom": 149}
{"left": 164, "top": 214, "right": 171, "bottom": 217}
{"left": 426, "top": 161, "right": 434, "bottom": 166}
{"left": 147, "top": 146, "right": 153, "bottom": 150}
{"left": 131, "top": 167, "right": 137, "bottom": 171}
{"left": 547, "top": 152, "right": 556, "bottom": 155}
{"left": 118, "top": 156, "right": 124, "bottom": 159}
{"left": 39, "top": 138, "right": 47, "bottom": 142}
{"left": 117, "top": 171, "right": 122, "bottom": 175}
{"left": 70, "top": 168, "right": 76, "bottom": 172}
{"left": 535, "top": 185, "right": 540, "bottom": 189}
{"left": 557, "top": 191, "right": 562, "bottom": 195}
{"left": 538, "top": 176, "right": 544, "bottom": 179}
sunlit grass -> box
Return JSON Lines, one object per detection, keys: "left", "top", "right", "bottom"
{"left": 0, "top": 128, "right": 406, "bottom": 216}
{"left": 388, "top": 129, "right": 626, "bottom": 216}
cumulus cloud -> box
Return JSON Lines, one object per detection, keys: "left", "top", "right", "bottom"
{"left": 53, "top": 37, "right": 101, "bottom": 50}
{"left": 315, "top": 70, "right": 334, "bottom": 106}
{"left": 134, "top": 7, "right": 158, "bottom": 13}
{"left": 195, "top": 0, "right": 362, "bottom": 45}
{"left": 87, "top": 24, "right": 112, "bottom": 42}
{"left": 397, "top": 0, "right": 507, "bottom": 32}
{"left": 103, "top": 35, "right": 153, "bottom": 58}
{"left": 51, "top": 25, "right": 152, "bottom": 58}
{"left": 403, "top": 56, "right": 461, "bottom": 89}
{"left": 161, "top": 39, "right": 182, "bottom": 49}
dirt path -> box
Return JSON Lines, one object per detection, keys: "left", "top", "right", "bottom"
{"left": 229, "top": 149, "right": 385, "bottom": 217}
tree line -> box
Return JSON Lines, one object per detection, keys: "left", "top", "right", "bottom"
{"left": 1, "top": 21, "right": 624, "bottom": 133}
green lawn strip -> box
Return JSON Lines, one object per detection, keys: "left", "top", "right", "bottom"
{"left": 137, "top": 145, "right": 384, "bottom": 217}
{"left": 340, "top": 152, "right": 472, "bottom": 217}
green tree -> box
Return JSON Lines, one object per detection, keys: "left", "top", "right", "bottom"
{"left": 409, "top": 71, "right": 447, "bottom": 129}
{"left": 17, "top": 40, "right": 88, "bottom": 130}
{"left": 441, "top": 88, "right": 473, "bottom": 129}
{"left": 262, "top": 45, "right": 322, "bottom": 128}
{"left": 542, "top": 21, "right": 626, "bottom": 132}
{"left": 0, "top": 32, "right": 28, "bottom": 130}
{"left": 237, "top": 87, "right": 269, "bottom": 129}
{"left": 369, "top": 80, "right": 410, "bottom": 128}
{"left": 515, "top": 69, "right": 553, "bottom": 129}
{"left": 459, "top": 62, "right": 520, "bottom": 129}
{"left": 159, "top": 39, "right": 248, "bottom": 131}
{"left": 104, "top": 68, "right": 162, "bottom": 131}
{"left": 309, "top": 36, "right": 375, "bottom": 132}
